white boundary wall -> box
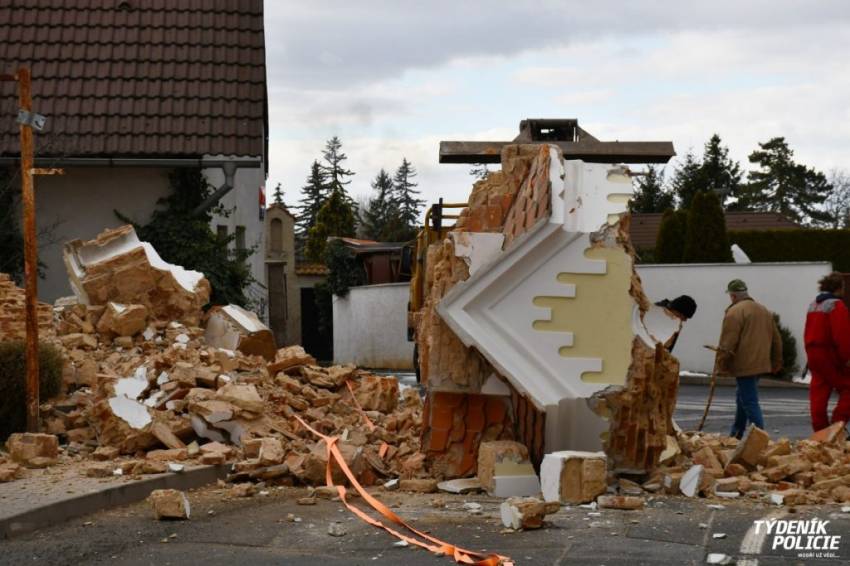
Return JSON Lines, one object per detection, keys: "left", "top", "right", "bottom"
{"left": 636, "top": 262, "right": 832, "bottom": 375}
{"left": 333, "top": 282, "right": 414, "bottom": 370}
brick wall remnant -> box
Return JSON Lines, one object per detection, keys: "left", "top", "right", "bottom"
{"left": 0, "top": 273, "right": 54, "bottom": 342}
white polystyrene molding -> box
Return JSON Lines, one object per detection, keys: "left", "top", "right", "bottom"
{"left": 480, "top": 373, "right": 512, "bottom": 396}
{"left": 561, "top": 159, "right": 633, "bottom": 234}
{"left": 450, "top": 232, "right": 505, "bottom": 276}
{"left": 633, "top": 304, "right": 682, "bottom": 347}
{"left": 438, "top": 222, "right": 606, "bottom": 407}
{"left": 108, "top": 395, "right": 152, "bottom": 430}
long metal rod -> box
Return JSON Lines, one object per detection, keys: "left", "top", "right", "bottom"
{"left": 17, "top": 67, "right": 40, "bottom": 432}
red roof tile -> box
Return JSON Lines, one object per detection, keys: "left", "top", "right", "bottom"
{"left": 629, "top": 211, "right": 801, "bottom": 250}
{"left": 0, "top": 0, "right": 266, "bottom": 160}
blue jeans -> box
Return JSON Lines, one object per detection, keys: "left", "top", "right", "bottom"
{"left": 731, "top": 376, "right": 765, "bottom": 438}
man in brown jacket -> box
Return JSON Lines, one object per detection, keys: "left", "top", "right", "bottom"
{"left": 716, "top": 279, "right": 783, "bottom": 438}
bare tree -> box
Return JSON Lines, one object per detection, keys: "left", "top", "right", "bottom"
{"left": 824, "top": 169, "right": 850, "bottom": 229}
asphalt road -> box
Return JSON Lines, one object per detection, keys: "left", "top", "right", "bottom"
{"left": 675, "top": 383, "right": 813, "bottom": 439}
{"left": 2, "top": 381, "right": 833, "bottom": 566}
{"left": 4, "top": 485, "right": 850, "bottom": 566}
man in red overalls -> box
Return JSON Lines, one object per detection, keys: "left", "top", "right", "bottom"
{"left": 804, "top": 272, "right": 850, "bottom": 431}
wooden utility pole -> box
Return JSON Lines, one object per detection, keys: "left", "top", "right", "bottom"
{"left": 18, "top": 67, "right": 40, "bottom": 432}
{"left": 2, "top": 67, "right": 58, "bottom": 432}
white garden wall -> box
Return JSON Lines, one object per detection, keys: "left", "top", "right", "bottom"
{"left": 333, "top": 282, "right": 414, "bottom": 370}
{"left": 636, "top": 262, "right": 832, "bottom": 375}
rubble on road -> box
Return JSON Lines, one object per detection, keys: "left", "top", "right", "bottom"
{"left": 0, "top": 227, "right": 422, "bottom": 491}
{"left": 648, "top": 423, "right": 850, "bottom": 505}
{"left": 42, "top": 312, "right": 423, "bottom": 486}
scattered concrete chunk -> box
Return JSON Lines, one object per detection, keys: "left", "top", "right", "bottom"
{"left": 809, "top": 421, "right": 847, "bottom": 444}
{"left": 63, "top": 225, "right": 210, "bottom": 326}
{"left": 327, "top": 521, "right": 347, "bottom": 537}
{"left": 150, "top": 421, "right": 186, "bottom": 450}
{"left": 729, "top": 425, "right": 769, "bottom": 470}
{"left": 349, "top": 373, "right": 398, "bottom": 412}
{"left": 0, "top": 462, "right": 23, "bottom": 482}
{"left": 437, "top": 478, "right": 482, "bottom": 494}
{"left": 215, "top": 383, "right": 264, "bottom": 414}
{"left": 541, "top": 451, "right": 607, "bottom": 504}
{"left": 7, "top": 433, "right": 59, "bottom": 468}
{"left": 499, "top": 497, "right": 560, "bottom": 530}
{"left": 268, "top": 345, "right": 317, "bottom": 374}
{"left": 477, "top": 440, "right": 531, "bottom": 494}
{"left": 597, "top": 495, "right": 644, "bottom": 510}
{"left": 148, "top": 489, "right": 191, "bottom": 520}
{"left": 680, "top": 465, "right": 704, "bottom": 498}
{"left": 96, "top": 302, "right": 148, "bottom": 337}
{"left": 204, "top": 305, "right": 277, "bottom": 361}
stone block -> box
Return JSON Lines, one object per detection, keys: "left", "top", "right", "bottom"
{"left": 7, "top": 433, "right": 59, "bottom": 467}
{"left": 729, "top": 425, "right": 769, "bottom": 469}
{"left": 499, "top": 496, "right": 559, "bottom": 530}
{"left": 148, "top": 489, "right": 190, "bottom": 520}
{"left": 477, "top": 440, "right": 531, "bottom": 494}
{"left": 540, "top": 451, "right": 607, "bottom": 504}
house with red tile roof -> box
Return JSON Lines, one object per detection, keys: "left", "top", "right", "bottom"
{"left": 0, "top": 0, "right": 268, "bottom": 311}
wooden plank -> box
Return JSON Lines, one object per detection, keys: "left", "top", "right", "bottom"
{"left": 439, "top": 140, "right": 676, "bottom": 164}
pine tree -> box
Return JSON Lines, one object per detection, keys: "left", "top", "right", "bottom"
{"left": 272, "top": 183, "right": 284, "bottom": 205}
{"left": 391, "top": 158, "right": 424, "bottom": 240}
{"left": 698, "top": 134, "right": 742, "bottom": 207}
{"left": 304, "top": 188, "right": 357, "bottom": 262}
{"left": 655, "top": 208, "right": 688, "bottom": 263}
{"left": 742, "top": 137, "right": 833, "bottom": 225}
{"left": 296, "top": 160, "right": 329, "bottom": 237}
{"left": 362, "top": 169, "right": 394, "bottom": 240}
{"left": 683, "top": 191, "right": 733, "bottom": 263}
{"left": 629, "top": 166, "right": 674, "bottom": 213}
{"left": 670, "top": 150, "right": 703, "bottom": 209}
{"left": 320, "top": 136, "right": 357, "bottom": 211}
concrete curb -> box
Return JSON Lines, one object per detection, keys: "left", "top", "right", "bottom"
{"left": 679, "top": 375, "right": 808, "bottom": 389}
{"left": 0, "top": 464, "right": 229, "bottom": 540}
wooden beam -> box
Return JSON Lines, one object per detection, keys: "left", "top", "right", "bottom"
{"left": 439, "top": 140, "right": 676, "bottom": 164}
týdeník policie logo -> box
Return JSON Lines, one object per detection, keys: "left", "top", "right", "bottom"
{"left": 754, "top": 518, "right": 841, "bottom": 559}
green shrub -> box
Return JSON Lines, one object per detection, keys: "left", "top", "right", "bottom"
{"left": 773, "top": 314, "right": 799, "bottom": 380}
{"left": 655, "top": 208, "right": 688, "bottom": 263}
{"left": 0, "top": 341, "right": 64, "bottom": 440}
{"left": 683, "top": 191, "right": 732, "bottom": 263}
{"left": 728, "top": 229, "right": 850, "bottom": 272}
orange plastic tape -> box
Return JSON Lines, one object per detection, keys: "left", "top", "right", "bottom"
{"left": 345, "top": 380, "right": 376, "bottom": 432}
{"left": 293, "top": 414, "right": 512, "bottom": 566}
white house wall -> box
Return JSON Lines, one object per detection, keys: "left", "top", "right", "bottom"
{"left": 332, "top": 282, "right": 414, "bottom": 370}
{"left": 636, "top": 262, "right": 832, "bottom": 375}
{"left": 34, "top": 167, "right": 173, "bottom": 302}
{"left": 204, "top": 159, "right": 267, "bottom": 320}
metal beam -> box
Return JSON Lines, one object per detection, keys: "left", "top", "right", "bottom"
{"left": 439, "top": 140, "right": 676, "bottom": 164}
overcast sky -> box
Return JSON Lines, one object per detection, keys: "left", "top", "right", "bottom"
{"left": 264, "top": 1, "right": 850, "bottom": 214}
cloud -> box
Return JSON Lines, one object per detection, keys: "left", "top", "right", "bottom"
{"left": 265, "top": 2, "right": 850, "bottom": 220}
{"left": 267, "top": 1, "right": 850, "bottom": 90}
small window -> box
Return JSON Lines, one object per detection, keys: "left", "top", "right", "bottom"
{"left": 235, "top": 226, "right": 246, "bottom": 252}
{"left": 216, "top": 225, "right": 228, "bottom": 240}
{"left": 270, "top": 218, "right": 283, "bottom": 253}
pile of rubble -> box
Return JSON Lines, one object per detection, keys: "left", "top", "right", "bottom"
{"left": 645, "top": 423, "right": 850, "bottom": 506}
{"left": 0, "top": 226, "right": 423, "bottom": 488}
